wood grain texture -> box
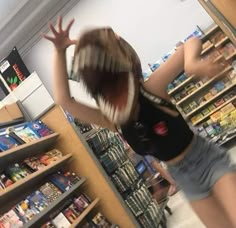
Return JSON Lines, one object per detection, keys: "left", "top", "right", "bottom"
{"left": 41, "top": 106, "right": 137, "bottom": 228}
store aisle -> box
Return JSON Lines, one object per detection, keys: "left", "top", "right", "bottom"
{"left": 166, "top": 144, "right": 236, "bottom": 228}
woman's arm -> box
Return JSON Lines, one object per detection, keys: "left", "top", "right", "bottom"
{"left": 150, "top": 159, "right": 176, "bottom": 185}
{"left": 44, "top": 17, "right": 114, "bottom": 130}
{"left": 143, "top": 37, "right": 223, "bottom": 100}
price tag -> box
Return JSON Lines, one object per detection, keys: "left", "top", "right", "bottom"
{"left": 0, "top": 60, "right": 10, "bottom": 73}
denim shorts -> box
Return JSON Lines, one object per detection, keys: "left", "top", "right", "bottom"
{"left": 167, "top": 135, "right": 236, "bottom": 201}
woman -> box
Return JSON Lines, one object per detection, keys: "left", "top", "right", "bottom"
{"left": 44, "top": 17, "right": 236, "bottom": 227}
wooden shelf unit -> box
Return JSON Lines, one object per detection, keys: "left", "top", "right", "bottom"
{"left": 201, "top": 43, "right": 214, "bottom": 55}
{"left": 0, "top": 133, "right": 59, "bottom": 169}
{"left": 213, "top": 54, "right": 223, "bottom": 62}
{"left": 225, "top": 51, "right": 236, "bottom": 61}
{"left": 198, "top": 0, "right": 236, "bottom": 46}
{"left": 41, "top": 106, "right": 139, "bottom": 228}
{"left": 0, "top": 107, "right": 139, "bottom": 227}
{"left": 202, "top": 24, "right": 219, "bottom": 38}
{"left": 70, "top": 198, "right": 100, "bottom": 227}
{"left": 24, "top": 178, "right": 87, "bottom": 228}
{"left": 215, "top": 36, "right": 229, "bottom": 47}
{"left": 0, "top": 153, "right": 72, "bottom": 201}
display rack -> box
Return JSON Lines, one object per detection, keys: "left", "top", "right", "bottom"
{"left": 24, "top": 178, "right": 87, "bottom": 227}
{"left": 73, "top": 123, "right": 165, "bottom": 228}
{"left": 0, "top": 108, "right": 135, "bottom": 227}
{"left": 0, "top": 153, "right": 72, "bottom": 203}
{"left": 41, "top": 106, "right": 140, "bottom": 227}
{"left": 167, "top": 24, "right": 236, "bottom": 146}
{"left": 0, "top": 133, "right": 59, "bottom": 168}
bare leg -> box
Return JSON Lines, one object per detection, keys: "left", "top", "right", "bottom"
{"left": 190, "top": 195, "right": 233, "bottom": 228}
{"left": 212, "top": 172, "right": 236, "bottom": 227}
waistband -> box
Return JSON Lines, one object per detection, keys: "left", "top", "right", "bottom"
{"left": 166, "top": 135, "right": 205, "bottom": 168}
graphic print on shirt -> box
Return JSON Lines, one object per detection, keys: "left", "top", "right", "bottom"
{"left": 153, "top": 121, "right": 168, "bottom": 136}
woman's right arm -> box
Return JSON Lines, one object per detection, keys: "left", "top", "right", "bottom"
{"left": 44, "top": 17, "right": 114, "bottom": 130}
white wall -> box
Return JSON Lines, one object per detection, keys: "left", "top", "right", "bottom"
{"left": 23, "top": 0, "right": 213, "bottom": 105}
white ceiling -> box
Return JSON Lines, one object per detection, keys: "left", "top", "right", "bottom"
{"left": 0, "top": 0, "right": 81, "bottom": 60}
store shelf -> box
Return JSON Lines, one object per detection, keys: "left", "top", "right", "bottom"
{"left": 24, "top": 177, "right": 87, "bottom": 228}
{"left": 219, "top": 133, "right": 236, "bottom": 146}
{"left": 83, "top": 128, "right": 99, "bottom": 139}
{"left": 0, "top": 133, "right": 59, "bottom": 169}
{"left": 186, "top": 83, "right": 236, "bottom": 117}
{"left": 70, "top": 198, "right": 100, "bottom": 227}
{"left": 225, "top": 51, "right": 236, "bottom": 61}
{"left": 0, "top": 117, "right": 25, "bottom": 128}
{"left": 201, "top": 43, "right": 214, "bottom": 55}
{"left": 0, "top": 154, "right": 72, "bottom": 202}
{"left": 192, "top": 95, "right": 236, "bottom": 125}
{"left": 176, "top": 66, "right": 233, "bottom": 105}
{"left": 213, "top": 54, "right": 223, "bottom": 62}
{"left": 203, "top": 24, "right": 219, "bottom": 38}
{"left": 167, "top": 76, "right": 193, "bottom": 95}
{"left": 215, "top": 37, "right": 229, "bottom": 48}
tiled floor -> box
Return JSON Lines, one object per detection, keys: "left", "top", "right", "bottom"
{"left": 166, "top": 143, "right": 236, "bottom": 228}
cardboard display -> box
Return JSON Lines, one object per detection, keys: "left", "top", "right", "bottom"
{"left": 0, "top": 103, "right": 23, "bottom": 123}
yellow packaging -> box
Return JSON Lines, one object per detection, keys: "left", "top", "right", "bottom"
{"left": 204, "top": 93, "right": 214, "bottom": 100}
{"left": 220, "top": 103, "right": 235, "bottom": 115}
{"left": 210, "top": 111, "right": 221, "bottom": 122}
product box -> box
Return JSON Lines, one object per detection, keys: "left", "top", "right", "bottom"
{"left": 74, "top": 194, "right": 90, "bottom": 212}
{"left": 210, "top": 111, "right": 222, "bottom": 122}
{"left": 0, "top": 173, "right": 13, "bottom": 188}
{"left": 52, "top": 213, "right": 71, "bottom": 228}
{"left": 39, "top": 182, "right": 62, "bottom": 203}
{"left": 26, "top": 190, "right": 49, "bottom": 212}
{"left": 208, "top": 104, "right": 216, "bottom": 112}
{"left": 214, "top": 99, "right": 225, "bottom": 107}
{"left": 0, "top": 210, "right": 23, "bottom": 228}
{"left": 0, "top": 134, "right": 20, "bottom": 151}
{"left": 220, "top": 103, "right": 235, "bottom": 116}
{"left": 14, "top": 200, "right": 39, "bottom": 223}
{"left": 63, "top": 207, "right": 78, "bottom": 223}
{"left": 204, "top": 93, "right": 214, "bottom": 101}
{"left": 202, "top": 108, "right": 210, "bottom": 116}
{"left": 92, "top": 212, "right": 112, "bottom": 228}
{"left": 0, "top": 103, "right": 23, "bottom": 124}
{"left": 49, "top": 172, "right": 72, "bottom": 192}
{"left": 5, "top": 163, "right": 31, "bottom": 182}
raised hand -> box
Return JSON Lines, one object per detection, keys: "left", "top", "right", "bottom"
{"left": 44, "top": 16, "right": 77, "bottom": 51}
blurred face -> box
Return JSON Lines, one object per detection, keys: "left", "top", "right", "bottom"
{"left": 72, "top": 28, "right": 142, "bottom": 125}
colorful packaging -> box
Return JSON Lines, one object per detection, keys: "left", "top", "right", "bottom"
{"left": 52, "top": 213, "right": 71, "bottom": 228}
{"left": 27, "top": 120, "right": 53, "bottom": 137}
{"left": 0, "top": 210, "right": 23, "bottom": 228}
{"left": 49, "top": 172, "right": 72, "bottom": 192}
{"left": 0, "top": 134, "right": 19, "bottom": 151}
{"left": 74, "top": 194, "right": 90, "bottom": 212}
{"left": 14, "top": 200, "right": 39, "bottom": 223}
{"left": 0, "top": 173, "right": 14, "bottom": 188}
{"left": 13, "top": 126, "right": 40, "bottom": 143}
{"left": 24, "top": 156, "right": 46, "bottom": 171}
{"left": 5, "top": 163, "right": 31, "bottom": 182}
{"left": 39, "top": 182, "right": 62, "bottom": 203}
{"left": 26, "top": 190, "right": 49, "bottom": 212}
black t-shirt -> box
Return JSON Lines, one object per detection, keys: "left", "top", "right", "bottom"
{"left": 120, "top": 87, "right": 194, "bottom": 161}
